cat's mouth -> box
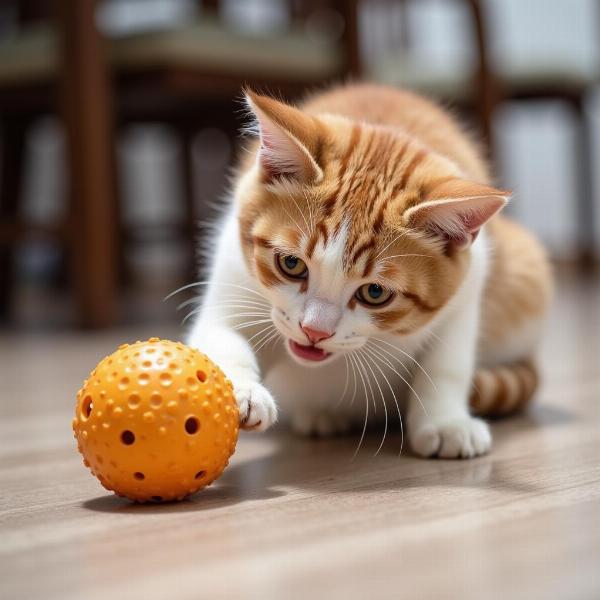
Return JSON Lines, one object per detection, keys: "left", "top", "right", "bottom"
{"left": 288, "top": 340, "right": 332, "bottom": 362}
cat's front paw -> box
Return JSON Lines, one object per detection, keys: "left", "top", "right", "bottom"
{"left": 411, "top": 415, "right": 491, "bottom": 459}
{"left": 234, "top": 381, "right": 277, "bottom": 432}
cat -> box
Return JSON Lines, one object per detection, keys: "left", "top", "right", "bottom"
{"left": 187, "top": 83, "right": 552, "bottom": 459}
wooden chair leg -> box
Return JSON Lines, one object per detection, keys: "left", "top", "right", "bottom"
{"left": 572, "top": 97, "right": 596, "bottom": 267}
{"left": 0, "top": 117, "right": 28, "bottom": 320}
{"left": 179, "top": 127, "right": 198, "bottom": 280}
{"left": 57, "top": 0, "right": 118, "bottom": 328}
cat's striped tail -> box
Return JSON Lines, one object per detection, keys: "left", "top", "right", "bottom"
{"left": 469, "top": 360, "right": 539, "bottom": 417}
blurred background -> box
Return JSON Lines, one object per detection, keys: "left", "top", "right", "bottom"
{"left": 1, "top": 0, "right": 599, "bottom": 330}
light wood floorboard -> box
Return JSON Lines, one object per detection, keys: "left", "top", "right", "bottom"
{"left": 1, "top": 272, "right": 599, "bottom": 599}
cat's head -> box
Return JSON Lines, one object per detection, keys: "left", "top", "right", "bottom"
{"left": 237, "top": 91, "right": 509, "bottom": 367}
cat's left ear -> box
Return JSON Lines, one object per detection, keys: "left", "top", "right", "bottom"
{"left": 245, "top": 90, "right": 323, "bottom": 184}
{"left": 404, "top": 179, "right": 510, "bottom": 249}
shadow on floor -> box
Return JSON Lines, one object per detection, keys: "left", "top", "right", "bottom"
{"left": 82, "top": 402, "right": 575, "bottom": 514}
{"left": 82, "top": 482, "right": 285, "bottom": 514}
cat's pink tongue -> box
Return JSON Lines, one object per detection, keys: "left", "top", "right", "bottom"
{"left": 289, "top": 340, "right": 331, "bottom": 362}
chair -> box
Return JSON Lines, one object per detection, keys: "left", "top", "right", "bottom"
{"left": 0, "top": 0, "right": 360, "bottom": 327}
{"left": 369, "top": 0, "right": 597, "bottom": 263}
{"left": 366, "top": 0, "right": 497, "bottom": 147}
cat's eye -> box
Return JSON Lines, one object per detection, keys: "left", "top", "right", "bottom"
{"left": 355, "top": 283, "right": 393, "bottom": 307}
{"left": 277, "top": 254, "right": 308, "bottom": 279}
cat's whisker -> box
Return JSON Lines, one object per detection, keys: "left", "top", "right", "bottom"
{"left": 368, "top": 342, "right": 424, "bottom": 411}
{"left": 374, "top": 229, "right": 410, "bottom": 259}
{"left": 265, "top": 329, "right": 282, "bottom": 352}
{"left": 250, "top": 327, "right": 276, "bottom": 352}
{"left": 371, "top": 337, "right": 438, "bottom": 393}
{"left": 356, "top": 349, "right": 377, "bottom": 416}
{"left": 254, "top": 328, "right": 281, "bottom": 354}
{"left": 221, "top": 294, "right": 271, "bottom": 307}
{"left": 183, "top": 309, "right": 269, "bottom": 326}
{"left": 181, "top": 306, "right": 206, "bottom": 325}
{"left": 176, "top": 297, "right": 202, "bottom": 310}
{"left": 368, "top": 340, "right": 412, "bottom": 378}
{"left": 265, "top": 330, "right": 282, "bottom": 350}
{"left": 164, "top": 281, "right": 268, "bottom": 302}
{"left": 289, "top": 192, "right": 312, "bottom": 237}
{"left": 367, "top": 343, "right": 428, "bottom": 418}
{"left": 184, "top": 302, "right": 271, "bottom": 314}
{"left": 281, "top": 203, "right": 308, "bottom": 240}
{"left": 231, "top": 319, "right": 274, "bottom": 332}
{"left": 179, "top": 300, "right": 270, "bottom": 314}
{"left": 301, "top": 186, "right": 316, "bottom": 230}
{"left": 218, "top": 311, "right": 271, "bottom": 319}
{"left": 200, "top": 294, "right": 270, "bottom": 306}
{"left": 250, "top": 322, "right": 275, "bottom": 345}
{"left": 247, "top": 323, "right": 276, "bottom": 346}
{"left": 249, "top": 331, "right": 275, "bottom": 354}
{"left": 363, "top": 345, "right": 404, "bottom": 457}
{"left": 177, "top": 288, "right": 271, "bottom": 313}
{"left": 349, "top": 352, "right": 369, "bottom": 460}
{"left": 334, "top": 355, "right": 351, "bottom": 409}
{"left": 379, "top": 253, "right": 434, "bottom": 261}
{"left": 349, "top": 352, "right": 358, "bottom": 407}
{"left": 183, "top": 310, "right": 270, "bottom": 326}
{"left": 360, "top": 348, "right": 389, "bottom": 457}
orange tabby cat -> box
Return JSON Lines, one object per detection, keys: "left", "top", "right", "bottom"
{"left": 188, "top": 83, "right": 552, "bottom": 458}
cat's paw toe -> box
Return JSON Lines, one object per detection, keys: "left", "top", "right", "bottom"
{"left": 291, "top": 411, "right": 351, "bottom": 437}
{"left": 234, "top": 381, "right": 277, "bottom": 432}
{"left": 411, "top": 416, "right": 491, "bottom": 459}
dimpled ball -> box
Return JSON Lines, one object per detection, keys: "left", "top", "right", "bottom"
{"left": 72, "top": 338, "right": 239, "bottom": 502}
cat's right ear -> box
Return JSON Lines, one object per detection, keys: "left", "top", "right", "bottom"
{"left": 245, "top": 90, "right": 323, "bottom": 184}
{"left": 404, "top": 179, "right": 509, "bottom": 249}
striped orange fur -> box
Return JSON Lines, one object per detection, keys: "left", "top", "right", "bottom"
{"left": 470, "top": 361, "right": 539, "bottom": 417}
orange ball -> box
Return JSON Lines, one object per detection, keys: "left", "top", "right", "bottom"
{"left": 72, "top": 338, "right": 239, "bottom": 502}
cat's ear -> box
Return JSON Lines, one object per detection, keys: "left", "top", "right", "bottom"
{"left": 404, "top": 179, "right": 510, "bottom": 248}
{"left": 245, "top": 90, "right": 322, "bottom": 184}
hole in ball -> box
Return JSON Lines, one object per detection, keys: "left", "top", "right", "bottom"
{"left": 121, "top": 430, "right": 135, "bottom": 445}
{"left": 133, "top": 472, "right": 145, "bottom": 480}
{"left": 185, "top": 417, "right": 200, "bottom": 435}
{"left": 196, "top": 370, "right": 207, "bottom": 383}
{"left": 81, "top": 396, "right": 93, "bottom": 420}
{"left": 195, "top": 470, "right": 206, "bottom": 480}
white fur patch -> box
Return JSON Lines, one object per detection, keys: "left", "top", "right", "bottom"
{"left": 307, "top": 221, "right": 349, "bottom": 301}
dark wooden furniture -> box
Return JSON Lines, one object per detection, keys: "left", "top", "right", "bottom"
{"left": 477, "top": 0, "right": 596, "bottom": 264}
{"left": 367, "top": 0, "right": 497, "bottom": 149}
{"left": 372, "top": 0, "right": 596, "bottom": 263}
{"left": 0, "top": 0, "right": 360, "bottom": 327}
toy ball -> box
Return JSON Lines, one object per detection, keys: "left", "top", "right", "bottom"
{"left": 72, "top": 338, "right": 239, "bottom": 502}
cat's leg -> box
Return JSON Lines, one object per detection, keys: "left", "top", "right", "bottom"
{"left": 407, "top": 296, "right": 491, "bottom": 459}
{"left": 187, "top": 318, "right": 277, "bottom": 431}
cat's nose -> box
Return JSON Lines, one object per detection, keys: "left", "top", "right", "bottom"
{"left": 301, "top": 298, "right": 341, "bottom": 343}
{"left": 300, "top": 325, "right": 334, "bottom": 344}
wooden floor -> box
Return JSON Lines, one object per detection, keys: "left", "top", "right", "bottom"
{"left": 1, "top": 271, "right": 600, "bottom": 600}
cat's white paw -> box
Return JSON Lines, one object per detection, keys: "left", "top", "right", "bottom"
{"left": 234, "top": 381, "right": 277, "bottom": 432}
{"left": 411, "top": 415, "right": 491, "bottom": 459}
{"left": 290, "top": 411, "right": 352, "bottom": 437}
